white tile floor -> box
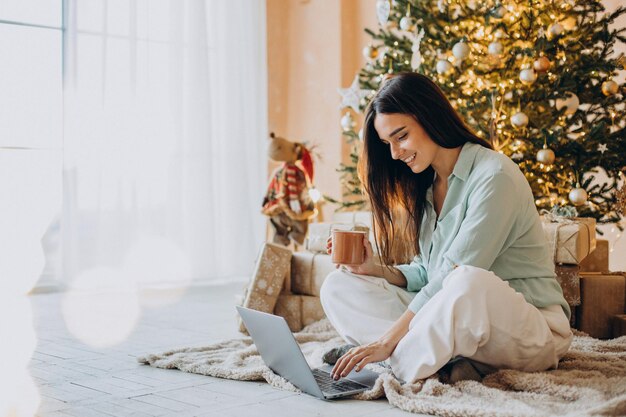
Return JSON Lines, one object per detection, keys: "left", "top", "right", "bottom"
{"left": 29, "top": 283, "right": 425, "bottom": 417}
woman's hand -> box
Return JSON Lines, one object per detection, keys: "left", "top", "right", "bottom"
{"left": 330, "top": 340, "right": 395, "bottom": 380}
{"left": 326, "top": 235, "right": 377, "bottom": 276}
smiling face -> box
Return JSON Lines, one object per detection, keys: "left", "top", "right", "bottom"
{"left": 373, "top": 112, "right": 440, "bottom": 174}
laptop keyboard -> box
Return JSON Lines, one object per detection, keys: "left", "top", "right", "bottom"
{"left": 311, "top": 368, "right": 367, "bottom": 395}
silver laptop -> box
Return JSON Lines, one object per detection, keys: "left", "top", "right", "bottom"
{"left": 236, "top": 306, "right": 378, "bottom": 400}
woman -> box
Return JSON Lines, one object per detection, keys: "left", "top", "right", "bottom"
{"left": 321, "top": 73, "right": 572, "bottom": 384}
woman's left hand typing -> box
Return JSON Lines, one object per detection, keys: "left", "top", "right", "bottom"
{"left": 331, "top": 340, "right": 395, "bottom": 380}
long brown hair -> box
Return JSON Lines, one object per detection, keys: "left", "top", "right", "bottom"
{"left": 361, "top": 73, "right": 493, "bottom": 266}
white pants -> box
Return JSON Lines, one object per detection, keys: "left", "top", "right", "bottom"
{"left": 320, "top": 265, "right": 573, "bottom": 383}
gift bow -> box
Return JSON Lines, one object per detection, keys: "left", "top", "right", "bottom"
{"left": 540, "top": 205, "right": 579, "bottom": 224}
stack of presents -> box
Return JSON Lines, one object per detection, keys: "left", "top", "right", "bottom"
{"left": 238, "top": 211, "right": 626, "bottom": 339}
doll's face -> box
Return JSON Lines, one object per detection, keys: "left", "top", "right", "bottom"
{"left": 268, "top": 136, "right": 298, "bottom": 163}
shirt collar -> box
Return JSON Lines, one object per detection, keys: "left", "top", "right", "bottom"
{"left": 451, "top": 141, "right": 480, "bottom": 182}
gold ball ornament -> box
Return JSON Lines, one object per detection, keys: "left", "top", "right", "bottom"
{"left": 519, "top": 69, "right": 537, "bottom": 85}
{"left": 536, "top": 147, "right": 555, "bottom": 164}
{"left": 568, "top": 186, "right": 588, "bottom": 206}
{"left": 362, "top": 45, "right": 379, "bottom": 60}
{"left": 561, "top": 16, "right": 577, "bottom": 31}
{"left": 510, "top": 111, "right": 529, "bottom": 128}
{"left": 533, "top": 56, "right": 551, "bottom": 73}
{"left": 602, "top": 80, "right": 619, "bottom": 96}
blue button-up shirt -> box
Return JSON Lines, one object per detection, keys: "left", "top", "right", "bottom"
{"left": 396, "top": 142, "right": 570, "bottom": 319}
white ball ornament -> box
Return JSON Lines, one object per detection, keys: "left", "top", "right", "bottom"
{"left": 536, "top": 148, "right": 555, "bottom": 164}
{"left": 488, "top": 41, "right": 503, "bottom": 56}
{"left": 549, "top": 23, "right": 564, "bottom": 37}
{"left": 452, "top": 41, "right": 470, "bottom": 61}
{"left": 399, "top": 16, "right": 414, "bottom": 31}
{"left": 519, "top": 69, "right": 537, "bottom": 85}
{"left": 341, "top": 112, "right": 356, "bottom": 131}
{"left": 555, "top": 92, "right": 579, "bottom": 115}
{"left": 510, "top": 111, "right": 529, "bottom": 128}
{"left": 568, "top": 187, "right": 588, "bottom": 206}
{"left": 436, "top": 59, "right": 453, "bottom": 74}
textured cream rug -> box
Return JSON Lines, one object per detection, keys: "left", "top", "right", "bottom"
{"left": 138, "top": 319, "right": 626, "bottom": 417}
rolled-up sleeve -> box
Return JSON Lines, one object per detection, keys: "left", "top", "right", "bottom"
{"left": 396, "top": 253, "right": 428, "bottom": 292}
{"left": 406, "top": 171, "right": 520, "bottom": 313}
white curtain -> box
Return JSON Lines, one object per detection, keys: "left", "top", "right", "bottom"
{"left": 61, "top": 0, "right": 267, "bottom": 288}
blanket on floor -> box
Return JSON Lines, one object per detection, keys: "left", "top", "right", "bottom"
{"left": 137, "top": 319, "right": 626, "bottom": 417}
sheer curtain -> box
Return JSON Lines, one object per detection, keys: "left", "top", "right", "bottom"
{"left": 61, "top": 0, "right": 267, "bottom": 289}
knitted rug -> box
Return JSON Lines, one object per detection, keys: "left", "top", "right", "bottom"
{"left": 137, "top": 319, "right": 626, "bottom": 417}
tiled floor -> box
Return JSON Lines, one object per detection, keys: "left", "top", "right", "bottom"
{"left": 28, "top": 282, "right": 423, "bottom": 417}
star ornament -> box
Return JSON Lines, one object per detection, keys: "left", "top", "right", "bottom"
{"left": 338, "top": 76, "right": 372, "bottom": 112}
{"left": 598, "top": 143, "right": 608, "bottom": 154}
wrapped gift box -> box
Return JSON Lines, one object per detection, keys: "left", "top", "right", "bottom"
{"left": 238, "top": 242, "right": 292, "bottom": 333}
{"left": 274, "top": 294, "right": 326, "bottom": 332}
{"left": 306, "top": 222, "right": 370, "bottom": 254}
{"left": 541, "top": 217, "right": 596, "bottom": 265}
{"left": 580, "top": 239, "right": 609, "bottom": 274}
{"left": 291, "top": 252, "right": 336, "bottom": 297}
{"left": 576, "top": 273, "right": 626, "bottom": 339}
{"left": 555, "top": 264, "right": 581, "bottom": 307}
{"left": 332, "top": 210, "right": 374, "bottom": 227}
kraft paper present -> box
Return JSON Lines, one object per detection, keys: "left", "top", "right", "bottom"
{"left": 238, "top": 242, "right": 292, "bottom": 333}
{"left": 541, "top": 217, "right": 596, "bottom": 265}
{"left": 555, "top": 264, "right": 581, "bottom": 306}
{"left": 305, "top": 222, "right": 370, "bottom": 254}
{"left": 576, "top": 273, "right": 626, "bottom": 339}
{"left": 580, "top": 239, "right": 609, "bottom": 274}
{"left": 332, "top": 211, "right": 374, "bottom": 227}
{"left": 274, "top": 294, "right": 325, "bottom": 332}
{"left": 291, "top": 252, "right": 336, "bottom": 297}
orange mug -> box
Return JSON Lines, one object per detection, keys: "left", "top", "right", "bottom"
{"left": 331, "top": 230, "right": 367, "bottom": 265}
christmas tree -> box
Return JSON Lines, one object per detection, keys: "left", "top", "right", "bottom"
{"left": 332, "top": 0, "right": 626, "bottom": 228}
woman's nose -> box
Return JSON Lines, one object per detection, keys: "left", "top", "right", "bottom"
{"left": 389, "top": 142, "right": 402, "bottom": 160}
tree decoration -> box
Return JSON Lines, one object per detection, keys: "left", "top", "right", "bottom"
{"left": 376, "top": 0, "right": 391, "bottom": 26}
{"left": 411, "top": 27, "right": 426, "bottom": 70}
{"left": 362, "top": 45, "right": 379, "bottom": 60}
{"left": 488, "top": 41, "right": 503, "bottom": 56}
{"left": 519, "top": 69, "right": 538, "bottom": 85}
{"left": 569, "top": 184, "right": 588, "bottom": 206}
{"left": 616, "top": 181, "right": 626, "bottom": 216}
{"left": 331, "top": 0, "right": 626, "bottom": 227}
{"left": 533, "top": 56, "right": 551, "bottom": 73}
{"left": 338, "top": 75, "right": 372, "bottom": 112}
{"left": 511, "top": 111, "right": 529, "bottom": 128}
{"left": 341, "top": 112, "right": 356, "bottom": 131}
{"left": 537, "top": 146, "right": 556, "bottom": 165}
{"left": 602, "top": 80, "right": 619, "bottom": 96}
{"left": 555, "top": 92, "right": 579, "bottom": 115}
{"left": 452, "top": 41, "right": 470, "bottom": 61}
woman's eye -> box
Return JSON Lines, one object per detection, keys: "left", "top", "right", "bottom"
{"left": 397, "top": 134, "right": 407, "bottom": 141}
